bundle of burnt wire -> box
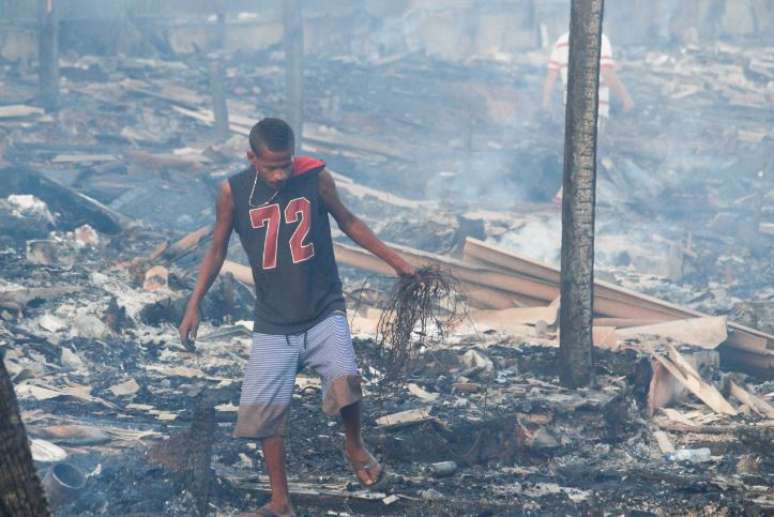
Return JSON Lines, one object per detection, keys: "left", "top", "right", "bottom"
{"left": 376, "top": 265, "right": 463, "bottom": 382}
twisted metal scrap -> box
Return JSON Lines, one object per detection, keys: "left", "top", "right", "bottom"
{"left": 376, "top": 266, "right": 462, "bottom": 380}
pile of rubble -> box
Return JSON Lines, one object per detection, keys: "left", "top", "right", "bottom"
{"left": 1, "top": 165, "right": 773, "bottom": 515}
{"left": 1, "top": 215, "right": 773, "bottom": 515}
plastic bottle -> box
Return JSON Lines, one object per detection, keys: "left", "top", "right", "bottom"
{"left": 429, "top": 461, "right": 458, "bottom": 477}
{"left": 664, "top": 447, "right": 712, "bottom": 463}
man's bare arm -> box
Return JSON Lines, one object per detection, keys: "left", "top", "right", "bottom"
{"left": 178, "top": 180, "right": 235, "bottom": 348}
{"left": 601, "top": 67, "right": 634, "bottom": 112}
{"left": 319, "top": 170, "right": 415, "bottom": 277}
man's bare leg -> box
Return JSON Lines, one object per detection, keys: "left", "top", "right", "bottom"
{"left": 340, "top": 401, "right": 380, "bottom": 485}
{"left": 261, "top": 436, "right": 293, "bottom": 513}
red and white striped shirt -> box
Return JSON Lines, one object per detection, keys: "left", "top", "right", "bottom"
{"left": 548, "top": 32, "right": 615, "bottom": 118}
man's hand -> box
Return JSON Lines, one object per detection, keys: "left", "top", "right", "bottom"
{"left": 178, "top": 308, "right": 200, "bottom": 352}
{"left": 622, "top": 97, "right": 635, "bottom": 113}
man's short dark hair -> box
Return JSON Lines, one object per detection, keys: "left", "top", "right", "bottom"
{"left": 249, "top": 118, "right": 295, "bottom": 155}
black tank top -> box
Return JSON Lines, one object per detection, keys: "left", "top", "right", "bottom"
{"left": 228, "top": 156, "right": 346, "bottom": 334}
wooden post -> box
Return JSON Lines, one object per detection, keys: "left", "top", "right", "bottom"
{"left": 208, "top": 58, "right": 230, "bottom": 141}
{"left": 190, "top": 392, "right": 215, "bottom": 517}
{"left": 0, "top": 351, "right": 52, "bottom": 516}
{"left": 283, "top": 0, "right": 304, "bottom": 149}
{"left": 214, "top": 0, "right": 226, "bottom": 50}
{"left": 38, "top": 0, "right": 59, "bottom": 111}
{"left": 558, "top": 0, "right": 605, "bottom": 388}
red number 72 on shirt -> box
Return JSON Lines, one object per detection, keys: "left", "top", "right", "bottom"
{"left": 249, "top": 197, "right": 315, "bottom": 270}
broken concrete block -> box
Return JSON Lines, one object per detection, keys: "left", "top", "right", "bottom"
{"left": 38, "top": 314, "right": 67, "bottom": 333}
{"left": 109, "top": 378, "right": 141, "bottom": 397}
{"left": 73, "top": 224, "right": 99, "bottom": 247}
{"left": 72, "top": 314, "right": 111, "bottom": 340}
{"left": 143, "top": 265, "right": 169, "bottom": 292}
{"left": 461, "top": 349, "right": 494, "bottom": 375}
{"left": 60, "top": 347, "right": 85, "bottom": 370}
{"left": 530, "top": 427, "right": 560, "bottom": 449}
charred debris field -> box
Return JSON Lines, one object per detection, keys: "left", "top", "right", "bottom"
{"left": 2, "top": 4, "right": 774, "bottom": 516}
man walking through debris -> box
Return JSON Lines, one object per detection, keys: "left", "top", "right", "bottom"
{"left": 178, "top": 118, "right": 415, "bottom": 516}
{"left": 542, "top": 31, "right": 635, "bottom": 205}
{"left": 542, "top": 31, "right": 635, "bottom": 122}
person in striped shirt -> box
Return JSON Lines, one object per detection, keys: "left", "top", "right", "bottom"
{"left": 542, "top": 32, "right": 634, "bottom": 205}
{"left": 542, "top": 32, "right": 635, "bottom": 121}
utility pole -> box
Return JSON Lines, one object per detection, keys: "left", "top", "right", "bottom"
{"left": 214, "top": 0, "right": 226, "bottom": 50}
{"left": 208, "top": 58, "right": 230, "bottom": 141}
{"left": 38, "top": 0, "right": 59, "bottom": 111}
{"left": 208, "top": 1, "right": 229, "bottom": 141}
{"left": 0, "top": 351, "right": 52, "bottom": 516}
{"left": 558, "top": 0, "right": 605, "bottom": 388}
{"left": 283, "top": 0, "right": 304, "bottom": 149}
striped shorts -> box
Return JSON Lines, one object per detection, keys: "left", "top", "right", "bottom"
{"left": 234, "top": 312, "right": 362, "bottom": 439}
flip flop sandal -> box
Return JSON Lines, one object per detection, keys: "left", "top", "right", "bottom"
{"left": 345, "top": 448, "right": 386, "bottom": 490}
